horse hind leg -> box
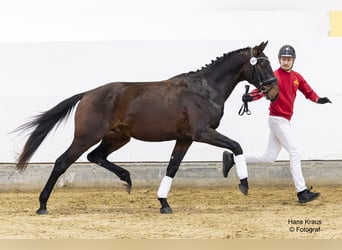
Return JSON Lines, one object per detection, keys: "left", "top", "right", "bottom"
{"left": 36, "top": 99, "right": 116, "bottom": 214}
{"left": 87, "top": 134, "right": 132, "bottom": 193}
{"left": 37, "top": 139, "right": 99, "bottom": 215}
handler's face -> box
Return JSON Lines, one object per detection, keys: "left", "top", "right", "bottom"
{"left": 279, "top": 56, "right": 294, "bottom": 72}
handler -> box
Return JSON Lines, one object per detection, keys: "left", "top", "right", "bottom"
{"left": 223, "top": 44, "right": 331, "bottom": 203}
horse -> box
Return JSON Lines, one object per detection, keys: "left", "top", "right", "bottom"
{"left": 15, "top": 41, "right": 279, "bottom": 214}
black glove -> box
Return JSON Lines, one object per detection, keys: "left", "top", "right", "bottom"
{"left": 317, "top": 97, "right": 332, "bottom": 104}
{"left": 242, "top": 93, "right": 253, "bottom": 102}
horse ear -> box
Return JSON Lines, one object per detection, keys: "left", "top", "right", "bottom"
{"left": 258, "top": 41, "right": 268, "bottom": 53}
{"left": 253, "top": 41, "right": 268, "bottom": 55}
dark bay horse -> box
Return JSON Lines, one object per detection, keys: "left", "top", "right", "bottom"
{"left": 15, "top": 41, "right": 278, "bottom": 214}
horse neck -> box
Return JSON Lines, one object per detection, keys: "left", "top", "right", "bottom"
{"left": 200, "top": 50, "right": 249, "bottom": 104}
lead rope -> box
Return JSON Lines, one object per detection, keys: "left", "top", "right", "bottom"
{"left": 238, "top": 85, "right": 251, "bottom": 116}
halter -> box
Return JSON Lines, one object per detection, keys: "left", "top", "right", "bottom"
{"left": 238, "top": 49, "right": 277, "bottom": 116}
{"left": 249, "top": 48, "right": 277, "bottom": 92}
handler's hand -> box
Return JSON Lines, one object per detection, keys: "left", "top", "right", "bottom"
{"left": 317, "top": 97, "right": 332, "bottom": 104}
{"left": 242, "top": 93, "right": 253, "bottom": 102}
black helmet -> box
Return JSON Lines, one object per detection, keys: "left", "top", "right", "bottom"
{"left": 278, "top": 45, "right": 296, "bottom": 58}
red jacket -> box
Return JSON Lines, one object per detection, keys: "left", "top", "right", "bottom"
{"left": 250, "top": 67, "right": 319, "bottom": 120}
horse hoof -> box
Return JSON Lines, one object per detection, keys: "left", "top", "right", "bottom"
{"left": 121, "top": 172, "right": 132, "bottom": 194}
{"left": 36, "top": 208, "right": 48, "bottom": 215}
{"left": 222, "top": 151, "right": 234, "bottom": 178}
{"left": 160, "top": 207, "right": 173, "bottom": 214}
{"left": 123, "top": 182, "right": 132, "bottom": 194}
{"left": 126, "top": 185, "right": 132, "bottom": 194}
{"left": 238, "top": 184, "right": 248, "bottom": 196}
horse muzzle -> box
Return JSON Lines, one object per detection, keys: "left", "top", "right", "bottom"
{"left": 264, "top": 84, "right": 279, "bottom": 102}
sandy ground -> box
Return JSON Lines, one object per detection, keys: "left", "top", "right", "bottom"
{"left": 0, "top": 186, "right": 341, "bottom": 239}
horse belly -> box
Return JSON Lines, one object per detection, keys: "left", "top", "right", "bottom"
{"left": 127, "top": 109, "right": 187, "bottom": 142}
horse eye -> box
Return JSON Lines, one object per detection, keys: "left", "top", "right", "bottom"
{"left": 259, "top": 61, "right": 267, "bottom": 67}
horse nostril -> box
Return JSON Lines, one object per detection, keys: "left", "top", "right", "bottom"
{"left": 261, "top": 86, "right": 267, "bottom": 93}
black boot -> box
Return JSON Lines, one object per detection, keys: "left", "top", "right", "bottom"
{"left": 297, "top": 189, "right": 320, "bottom": 203}
{"left": 222, "top": 151, "right": 234, "bottom": 178}
{"left": 239, "top": 178, "right": 249, "bottom": 196}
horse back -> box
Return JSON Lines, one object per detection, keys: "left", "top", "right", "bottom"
{"left": 75, "top": 77, "right": 222, "bottom": 141}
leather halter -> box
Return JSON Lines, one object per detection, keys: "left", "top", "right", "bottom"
{"left": 249, "top": 48, "right": 277, "bottom": 92}
{"left": 238, "top": 49, "right": 278, "bottom": 116}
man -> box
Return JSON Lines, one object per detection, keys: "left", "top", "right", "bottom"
{"left": 223, "top": 45, "right": 331, "bottom": 203}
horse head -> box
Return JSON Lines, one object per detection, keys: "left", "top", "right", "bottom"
{"left": 242, "top": 41, "right": 279, "bottom": 102}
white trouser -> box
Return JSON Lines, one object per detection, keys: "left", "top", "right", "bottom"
{"left": 245, "top": 116, "right": 307, "bottom": 192}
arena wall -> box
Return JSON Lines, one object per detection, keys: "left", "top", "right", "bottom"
{"left": 1, "top": 161, "right": 341, "bottom": 191}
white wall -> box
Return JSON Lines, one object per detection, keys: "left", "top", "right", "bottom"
{"left": 2, "top": 0, "right": 342, "bottom": 42}
{"left": 1, "top": 39, "right": 341, "bottom": 162}
{"left": 1, "top": 1, "right": 342, "bottom": 163}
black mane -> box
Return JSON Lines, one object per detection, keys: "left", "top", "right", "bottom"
{"left": 189, "top": 47, "right": 250, "bottom": 74}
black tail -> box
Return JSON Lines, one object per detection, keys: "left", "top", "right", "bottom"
{"left": 15, "top": 93, "right": 84, "bottom": 170}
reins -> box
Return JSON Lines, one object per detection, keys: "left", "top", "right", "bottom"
{"left": 238, "top": 85, "right": 252, "bottom": 116}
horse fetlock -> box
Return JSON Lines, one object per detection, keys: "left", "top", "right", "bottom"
{"left": 119, "top": 171, "right": 131, "bottom": 182}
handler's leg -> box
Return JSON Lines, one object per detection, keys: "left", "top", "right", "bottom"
{"left": 244, "top": 116, "right": 282, "bottom": 163}
{"left": 270, "top": 116, "right": 320, "bottom": 202}
{"left": 270, "top": 116, "right": 306, "bottom": 192}
{"left": 157, "top": 140, "right": 192, "bottom": 214}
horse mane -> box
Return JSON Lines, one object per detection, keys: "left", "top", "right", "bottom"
{"left": 189, "top": 46, "right": 250, "bottom": 74}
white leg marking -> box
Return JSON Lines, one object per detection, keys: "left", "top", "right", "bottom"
{"left": 157, "top": 176, "right": 173, "bottom": 198}
{"left": 235, "top": 154, "right": 248, "bottom": 179}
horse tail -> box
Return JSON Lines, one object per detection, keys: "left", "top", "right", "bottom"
{"left": 15, "top": 93, "right": 85, "bottom": 170}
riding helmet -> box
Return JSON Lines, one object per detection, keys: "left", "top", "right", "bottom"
{"left": 278, "top": 45, "right": 296, "bottom": 58}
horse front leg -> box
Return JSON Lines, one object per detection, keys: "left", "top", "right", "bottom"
{"left": 158, "top": 139, "right": 192, "bottom": 214}
{"left": 194, "top": 128, "right": 249, "bottom": 195}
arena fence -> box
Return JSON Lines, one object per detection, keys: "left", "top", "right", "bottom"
{"left": 0, "top": 161, "right": 341, "bottom": 191}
